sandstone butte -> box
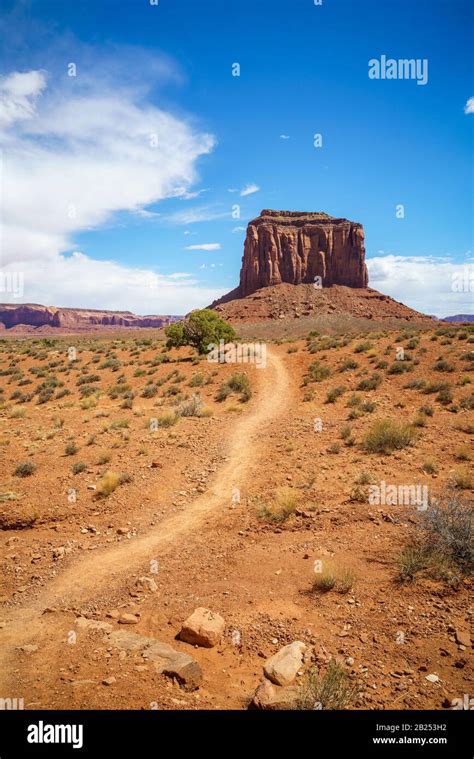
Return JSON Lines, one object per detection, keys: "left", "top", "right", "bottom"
{"left": 210, "top": 210, "right": 433, "bottom": 323}
{"left": 239, "top": 209, "right": 368, "bottom": 296}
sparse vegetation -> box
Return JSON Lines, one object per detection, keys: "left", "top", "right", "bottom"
{"left": 362, "top": 419, "right": 417, "bottom": 454}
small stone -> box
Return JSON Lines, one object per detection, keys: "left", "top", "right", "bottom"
{"left": 252, "top": 678, "right": 298, "bottom": 710}
{"left": 179, "top": 607, "right": 225, "bottom": 648}
{"left": 102, "top": 677, "right": 116, "bottom": 686}
{"left": 135, "top": 576, "right": 158, "bottom": 593}
{"left": 118, "top": 613, "right": 139, "bottom": 625}
{"left": 454, "top": 629, "right": 471, "bottom": 648}
{"left": 425, "top": 674, "right": 440, "bottom": 683}
{"left": 264, "top": 641, "right": 306, "bottom": 686}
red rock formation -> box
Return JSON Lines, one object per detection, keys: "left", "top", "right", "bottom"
{"left": 0, "top": 304, "right": 180, "bottom": 332}
{"left": 237, "top": 210, "right": 368, "bottom": 298}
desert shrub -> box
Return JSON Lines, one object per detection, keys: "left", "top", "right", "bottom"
{"left": 460, "top": 393, "right": 474, "bottom": 410}
{"left": 361, "top": 400, "right": 376, "bottom": 413}
{"left": 404, "top": 378, "right": 425, "bottom": 390}
{"left": 397, "top": 494, "right": 473, "bottom": 582}
{"left": 56, "top": 388, "right": 71, "bottom": 399}
{"left": 451, "top": 466, "right": 473, "bottom": 490}
{"left": 356, "top": 373, "right": 381, "bottom": 391}
{"left": 97, "top": 452, "right": 111, "bottom": 465}
{"left": 142, "top": 383, "right": 158, "bottom": 399}
{"left": 313, "top": 561, "right": 355, "bottom": 594}
{"left": 189, "top": 373, "right": 205, "bottom": 387}
{"left": 72, "top": 461, "right": 86, "bottom": 475}
{"left": 65, "top": 442, "right": 78, "bottom": 456}
{"left": 363, "top": 419, "right": 417, "bottom": 454}
{"left": 179, "top": 394, "right": 204, "bottom": 417}
{"left": 258, "top": 487, "right": 299, "bottom": 522}
{"left": 387, "top": 362, "right": 411, "bottom": 375}
{"left": 413, "top": 412, "right": 428, "bottom": 427}
{"left": 434, "top": 360, "right": 454, "bottom": 373}
{"left": 304, "top": 361, "right": 331, "bottom": 384}
{"left": 339, "top": 359, "right": 358, "bottom": 372}
{"left": 346, "top": 393, "right": 361, "bottom": 407}
{"left": 340, "top": 424, "right": 352, "bottom": 440}
{"left": 110, "top": 418, "right": 129, "bottom": 429}
{"left": 454, "top": 445, "right": 471, "bottom": 462}
{"left": 96, "top": 470, "right": 120, "bottom": 497}
{"left": 419, "top": 404, "right": 433, "bottom": 416}
{"left": 155, "top": 411, "right": 179, "bottom": 428}
{"left": 422, "top": 459, "right": 438, "bottom": 474}
{"left": 14, "top": 461, "right": 36, "bottom": 477}
{"left": 397, "top": 545, "right": 430, "bottom": 582}
{"left": 421, "top": 494, "right": 472, "bottom": 569}
{"left": 77, "top": 374, "right": 100, "bottom": 386}
{"left": 118, "top": 472, "right": 133, "bottom": 485}
{"left": 354, "top": 341, "right": 372, "bottom": 354}
{"left": 99, "top": 358, "right": 121, "bottom": 371}
{"left": 216, "top": 373, "right": 251, "bottom": 403}
{"left": 422, "top": 381, "right": 448, "bottom": 395}
{"left": 325, "top": 386, "right": 345, "bottom": 404}
{"left": 297, "top": 660, "right": 356, "bottom": 710}
{"left": 327, "top": 442, "right": 341, "bottom": 454}
{"left": 436, "top": 386, "right": 453, "bottom": 405}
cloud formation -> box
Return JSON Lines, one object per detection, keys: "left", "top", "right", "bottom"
{"left": 0, "top": 61, "right": 217, "bottom": 310}
{"left": 367, "top": 255, "right": 473, "bottom": 316}
{"left": 240, "top": 183, "right": 260, "bottom": 196}
{"left": 184, "top": 243, "right": 221, "bottom": 251}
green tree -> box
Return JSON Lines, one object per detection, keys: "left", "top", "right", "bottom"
{"left": 165, "top": 309, "right": 236, "bottom": 355}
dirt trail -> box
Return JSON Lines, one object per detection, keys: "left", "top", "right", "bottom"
{"left": 0, "top": 348, "right": 289, "bottom": 691}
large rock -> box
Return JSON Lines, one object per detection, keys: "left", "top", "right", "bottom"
{"left": 179, "top": 608, "right": 226, "bottom": 648}
{"left": 263, "top": 641, "right": 306, "bottom": 686}
{"left": 237, "top": 210, "right": 368, "bottom": 297}
{"left": 252, "top": 678, "right": 298, "bottom": 710}
{"left": 105, "top": 630, "right": 202, "bottom": 691}
{"left": 143, "top": 641, "right": 202, "bottom": 691}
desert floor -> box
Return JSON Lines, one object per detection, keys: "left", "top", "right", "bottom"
{"left": 0, "top": 323, "right": 472, "bottom": 710}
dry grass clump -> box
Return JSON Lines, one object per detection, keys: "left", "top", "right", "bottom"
{"left": 297, "top": 660, "right": 357, "bottom": 710}
{"left": 362, "top": 419, "right": 417, "bottom": 454}
{"left": 312, "top": 560, "right": 356, "bottom": 594}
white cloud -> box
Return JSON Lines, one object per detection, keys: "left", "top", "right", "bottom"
{"left": 240, "top": 183, "right": 260, "bottom": 196}
{"left": 0, "top": 62, "right": 219, "bottom": 311}
{"left": 232, "top": 226, "right": 246, "bottom": 233}
{"left": 0, "top": 251, "right": 225, "bottom": 313}
{"left": 184, "top": 243, "right": 221, "bottom": 251}
{"left": 367, "top": 255, "right": 474, "bottom": 317}
{"left": 0, "top": 70, "right": 47, "bottom": 127}
{"left": 165, "top": 205, "right": 230, "bottom": 224}
{"left": 464, "top": 97, "right": 474, "bottom": 114}
{"left": 279, "top": 134, "right": 290, "bottom": 140}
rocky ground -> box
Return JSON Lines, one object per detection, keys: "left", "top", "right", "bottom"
{"left": 0, "top": 323, "right": 472, "bottom": 710}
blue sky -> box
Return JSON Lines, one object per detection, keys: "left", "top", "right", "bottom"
{"left": 0, "top": 0, "right": 472, "bottom": 315}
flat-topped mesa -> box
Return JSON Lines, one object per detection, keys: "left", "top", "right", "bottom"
{"left": 238, "top": 209, "right": 368, "bottom": 297}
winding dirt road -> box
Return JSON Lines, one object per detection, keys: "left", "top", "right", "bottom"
{"left": 0, "top": 348, "right": 290, "bottom": 694}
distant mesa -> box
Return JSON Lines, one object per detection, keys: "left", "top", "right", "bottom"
{"left": 441, "top": 314, "right": 474, "bottom": 323}
{"left": 210, "top": 209, "right": 433, "bottom": 323}
{"left": 0, "top": 304, "right": 180, "bottom": 334}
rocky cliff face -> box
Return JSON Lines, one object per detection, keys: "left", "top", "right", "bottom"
{"left": 0, "top": 304, "right": 180, "bottom": 332}
{"left": 237, "top": 210, "right": 368, "bottom": 298}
